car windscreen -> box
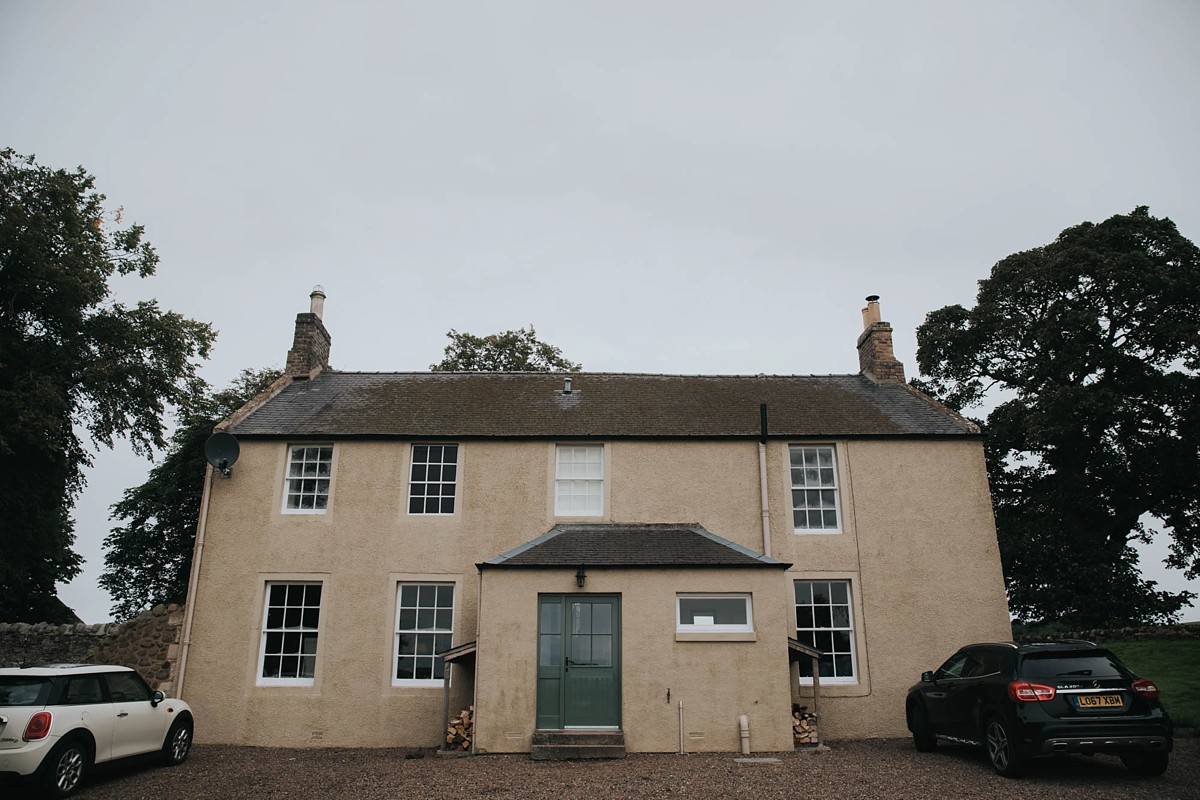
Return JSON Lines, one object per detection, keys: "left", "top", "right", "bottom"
{"left": 1019, "top": 651, "right": 1128, "bottom": 679}
{"left": 0, "top": 676, "right": 53, "bottom": 706}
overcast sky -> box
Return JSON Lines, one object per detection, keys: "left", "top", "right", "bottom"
{"left": 3, "top": 1, "right": 1198, "bottom": 623}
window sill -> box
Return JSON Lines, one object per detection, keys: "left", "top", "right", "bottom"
{"left": 797, "top": 680, "right": 868, "bottom": 696}
{"left": 391, "top": 680, "right": 446, "bottom": 689}
{"left": 675, "top": 631, "right": 757, "bottom": 642}
{"left": 256, "top": 679, "right": 316, "bottom": 688}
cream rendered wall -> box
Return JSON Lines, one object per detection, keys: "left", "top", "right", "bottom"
{"left": 184, "top": 434, "right": 1009, "bottom": 748}
{"left": 473, "top": 567, "right": 794, "bottom": 754}
{"left": 769, "top": 438, "right": 1012, "bottom": 740}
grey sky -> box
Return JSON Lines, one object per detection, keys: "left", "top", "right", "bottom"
{"left": 2, "top": 1, "right": 1198, "bottom": 622}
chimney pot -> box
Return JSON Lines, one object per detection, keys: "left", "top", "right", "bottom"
{"left": 563, "top": 376, "right": 573, "bottom": 394}
{"left": 861, "top": 295, "right": 882, "bottom": 330}
{"left": 310, "top": 285, "right": 326, "bottom": 319}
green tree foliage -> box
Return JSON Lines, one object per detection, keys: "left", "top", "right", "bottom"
{"left": 916, "top": 207, "right": 1200, "bottom": 627}
{"left": 0, "top": 149, "right": 215, "bottom": 623}
{"left": 430, "top": 326, "right": 581, "bottom": 372}
{"left": 100, "top": 368, "right": 281, "bottom": 621}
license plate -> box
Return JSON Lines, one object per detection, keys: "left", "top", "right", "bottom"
{"left": 1075, "top": 694, "right": 1123, "bottom": 709}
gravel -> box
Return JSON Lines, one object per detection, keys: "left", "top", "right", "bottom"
{"left": 15, "top": 737, "right": 1199, "bottom": 800}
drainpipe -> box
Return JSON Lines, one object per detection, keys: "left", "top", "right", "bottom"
{"left": 677, "top": 701, "right": 686, "bottom": 754}
{"left": 175, "top": 464, "right": 214, "bottom": 698}
{"left": 758, "top": 404, "right": 772, "bottom": 558}
{"left": 472, "top": 567, "right": 483, "bottom": 754}
{"left": 738, "top": 714, "right": 751, "bottom": 755}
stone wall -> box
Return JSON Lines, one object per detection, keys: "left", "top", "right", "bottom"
{"left": 1017, "top": 622, "right": 1200, "bottom": 643}
{"left": 0, "top": 604, "right": 185, "bottom": 694}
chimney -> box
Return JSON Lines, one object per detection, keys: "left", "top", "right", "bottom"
{"left": 856, "top": 295, "right": 906, "bottom": 383}
{"left": 285, "top": 285, "right": 332, "bottom": 378}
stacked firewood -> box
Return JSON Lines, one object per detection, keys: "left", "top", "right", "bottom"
{"left": 445, "top": 706, "right": 474, "bottom": 751}
{"left": 792, "top": 704, "right": 818, "bottom": 746}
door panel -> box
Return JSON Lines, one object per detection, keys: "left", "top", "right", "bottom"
{"left": 537, "top": 595, "right": 620, "bottom": 729}
{"left": 104, "top": 672, "right": 165, "bottom": 758}
{"left": 536, "top": 598, "right": 565, "bottom": 729}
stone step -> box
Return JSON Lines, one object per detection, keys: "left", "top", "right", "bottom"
{"left": 530, "top": 730, "right": 626, "bottom": 760}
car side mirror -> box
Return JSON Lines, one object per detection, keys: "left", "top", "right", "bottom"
{"left": 151, "top": 690, "right": 165, "bottom": 707}
{"left": 921, "top": 671, "right": 935, "bottom": 683}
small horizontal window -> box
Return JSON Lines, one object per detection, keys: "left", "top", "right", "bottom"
{"left": 676, "top": 595, "right": 753, "bottom": 632}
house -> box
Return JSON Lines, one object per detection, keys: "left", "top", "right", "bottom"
{"left": 177, "top": 289, "right": 1011, "bottom": 754}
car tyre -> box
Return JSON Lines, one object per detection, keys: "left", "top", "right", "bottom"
{"left": 910, "top": 704, "right": 937, "bottom": 752}
{"left": 985, "top": 716, "right": 1026, "bottom": 778}
{"left": 39, "top": 735, "right": 89, "bottom": 799}
{"left": 1120, "top": 751, "right": 1169, "bottom": 776}
{"left": 162, "top": 716, "right": 194, "bottom": 766}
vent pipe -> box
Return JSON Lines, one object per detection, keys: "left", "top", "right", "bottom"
{"left": 758, "top": 404, "right": 772, "bottom": 558}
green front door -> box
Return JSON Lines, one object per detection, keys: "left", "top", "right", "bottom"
{"left": 536, "top": 595, "right": 621, "bottom": 729}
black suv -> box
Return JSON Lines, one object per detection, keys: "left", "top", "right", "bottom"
{"left": 906, "top": 641, "right": 1172, "bottom": 777}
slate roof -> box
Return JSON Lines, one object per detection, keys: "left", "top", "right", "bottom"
{"left": 228, "top": 371, "right": 975, "bottom": 438}
{"left": 480, "top": 524, "right": 791, "bottom": 570}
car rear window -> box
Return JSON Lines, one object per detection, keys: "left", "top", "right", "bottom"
{"left": 1019, "top": 651, "right": 1128, "bottom": 679}
{"left": 0, "top": 676, "right": 53, "bottom": 706}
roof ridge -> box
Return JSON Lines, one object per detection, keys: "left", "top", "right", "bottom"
{"left": 317, "top": 370, "right": 864, "bottom": 379}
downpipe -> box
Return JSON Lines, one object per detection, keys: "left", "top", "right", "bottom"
{"left": 738, "top": 714, "right": 751, "bottom": 755}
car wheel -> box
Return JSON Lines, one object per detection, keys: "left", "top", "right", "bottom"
{"left": 1120, "top": 751, "right": 1169, "bottom": 776}
{"left": 985, "top": 716, "right": 1026, "bottom": 778}
{"left": 162, "top": 716, "right": 194, "bottom": 766}
{"left": 910, "top": 704, "right": 937, "bottom": 752}
{"left": 39, "top": 736, "right": 89, "bottom": 798}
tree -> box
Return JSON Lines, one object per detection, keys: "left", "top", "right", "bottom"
{"left": 100, "top": 368, "right": 281, "bottom": 621}
{"left": 916, "top": 207, "right": 1200, "bottom": 627}
{"left": 430, "top": 325, "right": 581, "bottom": 372}
{"left": 0, "top": 149, "right": 215, "bottom": 623}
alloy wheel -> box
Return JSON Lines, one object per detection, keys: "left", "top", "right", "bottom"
{"left": 55, "top": 745, "right": 85, "bottom": 793}
{"left": 171, "top": 726, "right": 191, "bottom": 761}
{"left": 986, "top": 720, "right": 1010, "bottom": 771}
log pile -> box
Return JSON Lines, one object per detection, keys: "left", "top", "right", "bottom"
{"left": 445, "top": 706, "right": 474, "bottom": 751}
{"left": 792, "top": 704, "right": 818, "bottom": 746}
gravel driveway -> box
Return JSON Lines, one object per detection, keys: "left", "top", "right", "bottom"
{"left": 18, "top": 737, "right": 1199, "bottom": 800}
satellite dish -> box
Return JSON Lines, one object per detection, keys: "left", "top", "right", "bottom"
{"left": 204, "top": 432, "right": 240, "bottom": 478}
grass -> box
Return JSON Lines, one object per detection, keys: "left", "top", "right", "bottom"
{"left": 1103, "top": 638, "right": 1200, "bottom": 729}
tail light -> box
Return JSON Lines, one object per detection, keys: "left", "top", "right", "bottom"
{"left": 1008, "top": 681, "right": 1056, "bottom": 702}
{"left": 24, "top": 711, "right": 52, "bottom": 741}
{"left": 1131, "top": 679, "right": 1160, "bottom": 699}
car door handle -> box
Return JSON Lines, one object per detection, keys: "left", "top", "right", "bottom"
{"left": 117, "top": 712, "right": 129, "bottom": 718}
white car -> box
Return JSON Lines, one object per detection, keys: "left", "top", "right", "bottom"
{"left": 0, "top": 664, "right": 193, "bottom": 798}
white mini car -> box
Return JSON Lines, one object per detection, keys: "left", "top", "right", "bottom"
{"left": 0, "top": 664, "right": 193, "bottom": 797}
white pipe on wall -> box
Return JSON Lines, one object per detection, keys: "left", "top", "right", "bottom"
{"left": 175, "top": 465, "right": 214, "bottom": 698}
{"left": 738, "top": 714, "right": 751, "bottom": 755}
{"left": 677, "top": 701, "right": 685, "bottom": 754}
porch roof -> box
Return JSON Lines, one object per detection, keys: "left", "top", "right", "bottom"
{"left": 479, "top": 523, "right": 791, "bottom": 570}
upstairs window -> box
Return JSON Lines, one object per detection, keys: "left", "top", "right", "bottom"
{"left": 409, "top": 444, "right": 458, "bottom": 515}
{"left": 555, "top": 445, "right": 603, "bottom": 516}
{"left": 790, "top": 445, "right": 840, "bottom": 531}
{"left": 283, "top": 445, "right": 333, "bottom": 513}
